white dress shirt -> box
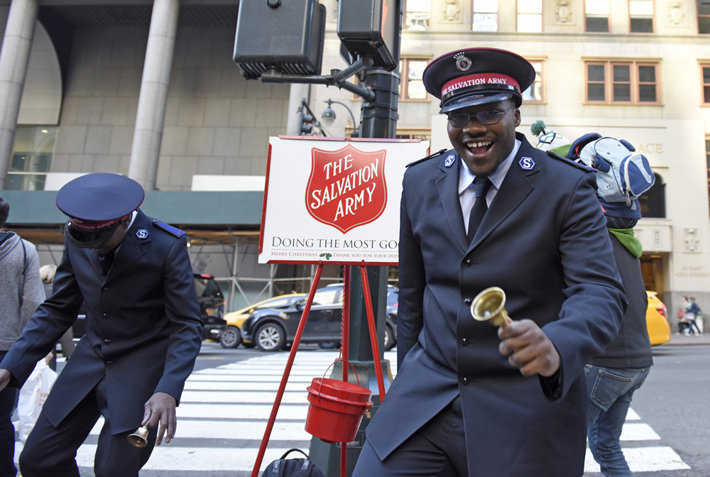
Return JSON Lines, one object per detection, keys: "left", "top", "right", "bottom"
{"left": 458, "top": 139, "right": 521, "bottom": 235}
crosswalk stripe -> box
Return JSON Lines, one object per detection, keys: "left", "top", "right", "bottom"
{"left": 619, "top": 422, "right": 660, "bottom": 441}
{"left": 87, "top": 419, "right": 312, "bottom": 441}
{"left": 185, "top": 380, "right": 313, "bottom": 390}
{"left": 187, "top": 375, "right": 314, "bottom": 382}
{"left": 14, "top": 442, "right": 299, "bottom": 472}
{"left": 181, "top": 390, "right": 310, "bottom": 404}
{"left": 584, "top": 447, "right": 690, "bottom": 473}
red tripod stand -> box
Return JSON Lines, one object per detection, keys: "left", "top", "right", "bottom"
{"left": 251, "top": 263, "right": 388, "bottom": 477}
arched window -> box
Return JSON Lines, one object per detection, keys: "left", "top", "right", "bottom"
{"left": 639, "top": 172, "right": 665, "bottom": 218}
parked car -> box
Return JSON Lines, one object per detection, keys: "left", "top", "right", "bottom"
{"left": 220, "top": 293, "right": 305, "bottom": 348}
{"left": 240, "top": 283, "right": 399, "bottom": 352}
{"left": 646, "top": 290, "right": 671, "bottom": 346}
{"left": 193, "top": 273, "right": 226, "bottom": 341}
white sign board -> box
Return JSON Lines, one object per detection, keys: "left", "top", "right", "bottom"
{"left": 259, "top": 136, "right": 430, "bottom": 264}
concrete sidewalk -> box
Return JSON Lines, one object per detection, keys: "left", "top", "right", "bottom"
{"left": 665, "top": 331, "right": 710, "bottom": 346}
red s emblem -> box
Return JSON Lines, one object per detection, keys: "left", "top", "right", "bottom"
{"left": 306, "top": 144, "right": 387, "bottom": 234}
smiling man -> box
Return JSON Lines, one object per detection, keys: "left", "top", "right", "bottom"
{"left": 353, "top": 48, "right": 627, "bottom": 477}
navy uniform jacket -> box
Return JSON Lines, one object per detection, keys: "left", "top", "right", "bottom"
{"left": 364, "top": 134, "right": 625, "bottom": 477}
{"left": 0, "top": 210, "right": 203, "bottom": 434}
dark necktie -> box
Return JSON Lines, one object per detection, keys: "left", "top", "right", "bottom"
{"left": 467, "top": 176, "right": 492, "bottom": 242}
{"left": 100, "top": 250, "right": 115, "bottom": 275}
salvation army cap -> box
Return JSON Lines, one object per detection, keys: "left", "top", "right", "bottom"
{"left": 56, "top": 173, "right": 145, "bottom": 248}
{"left": 422, "top": 48, "right": 536, "bottom": 113}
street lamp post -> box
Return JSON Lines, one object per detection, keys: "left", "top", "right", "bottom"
{"left": 321, "top": 99, "right": 360, "bottom": 137}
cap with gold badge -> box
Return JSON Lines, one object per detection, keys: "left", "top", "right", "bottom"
{"left": 422, "top": 47, "right": 536, "bottom": 113}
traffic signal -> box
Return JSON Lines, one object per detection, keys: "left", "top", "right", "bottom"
{"left": 298, "top": 112, "right": 315, "bottom": 135}
{"left": 296, "top": 98, "right": 321, "bottom": 136}
{"left": 338, "top": 0, "right": 399, "bottom": 70}
{"left": 233, "top": 0, "right": 326, "bottom": 79}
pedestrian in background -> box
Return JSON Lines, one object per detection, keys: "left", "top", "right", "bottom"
{"left": 0, "top": 196, "right": 45, "bottom": 477}
{"left": 0, "top": 174, "right": 203, "bottom": 477}
{"left": 353, "top": 48, "right": 625, "bottom": 477}
{"left": 686, "top": 297, "right": 702, "bottom": 334}
{"left": 563, "top": 134, "right": 655, "bottom": 477}
{"left": 678, "top": 296, "right": 692, "bottom": 334}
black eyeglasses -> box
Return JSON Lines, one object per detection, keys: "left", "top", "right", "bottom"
{"left": 447, "top": 108, "right": 512, "bottom": 128}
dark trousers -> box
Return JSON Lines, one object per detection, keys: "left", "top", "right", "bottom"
{"left": 353, "top": 396, "right": 468, "bottom": 477}
{"left": 0, "top": 351, "right": 19, "bottom": 477}
{"left": 19, "top": 377, "right": 155, "bottom": 477}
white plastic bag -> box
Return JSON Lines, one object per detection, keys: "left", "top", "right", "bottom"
{"left": 16, "top": 358, "right": 57, "bottom": 442}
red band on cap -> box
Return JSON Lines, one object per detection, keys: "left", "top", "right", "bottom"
{"left": 70, "top": 214, "right": 129, "bottom": 230}
{"left": 441, "top": 73, "right": 520, "bottom": 98}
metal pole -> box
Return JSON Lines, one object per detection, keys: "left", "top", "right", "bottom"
{"left": 309, "top": 2, "right": 402, "bottom": 475}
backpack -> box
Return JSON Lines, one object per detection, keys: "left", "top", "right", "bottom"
{"left": 576, "top": 136, "right": 655, "bottom": 208}
{"left": 262, "top": 448, "right": 325, "bottom": 477}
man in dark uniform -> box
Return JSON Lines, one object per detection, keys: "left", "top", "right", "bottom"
{"left": 0, "top": 173, "right": 203, "bottom": 477}
{"left": 353, "top": 48, "right": 626, "bottom": 477}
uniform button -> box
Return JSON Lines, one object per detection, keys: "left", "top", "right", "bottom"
{"left": 461, "top": 337, "right": 469, "bottom": 346}
{"left": 464, "top": 298, "right": 472, "bottom": 305}
{"left": 104, "top": 339, "right": 111, "bottom": 345}
{"left": 102, "top": 287, "right": 109, "bottom": 292}
{"left": 464, "top": 258, "right": 472, "bottom": 265}
{"left": 103, "top": 312, "right": 109, "bottom": 318}
{"left": 462, "top": 377, "right": 469, "bottom": 385}
{"left": 106, "top": 360, "right": 113, "bottom": 365}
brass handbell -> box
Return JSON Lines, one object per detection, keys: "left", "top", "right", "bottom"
{"left": 127, "top": 425, "right": 149, "bottom": 448}
{"left": 470, "top": 286, "right": 509, "bottom": 328}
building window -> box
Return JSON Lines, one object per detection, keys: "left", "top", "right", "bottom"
{"left": 629, "top": 0, "right": 654, "bottom": 32}
{"left": 699, "top": 0, "right": 710, "bottom": 33}
{"left": 521, "top": 60, "right": 544, "bottom": 103}
{"left": 405, "top": 0, "right": 430, "bottom": 31}
{"left": 703, "top": 65, "right": 710, "bottom": 103}
{"left": 473, "top": 0, "right": 498, "bottom": 31}
{"left": 639, "top": 172, "right": 665, "bottom": 218}
{"left": 517, "top": 0, "right": 542, "bottom": 32}
{"left": 395, "top": 128, "right": 431, "bottom": 141}
{"left": 585, "top": 61, "right": 659, "bottom": 104}
{"left": 7, "top": 126, "right": 56, "bottom": 190}
{"left": 400, "top": 58, "right": 429, "bottom": 100}
{"left": 585, "top": 0, "right": 610, "bottom": 32}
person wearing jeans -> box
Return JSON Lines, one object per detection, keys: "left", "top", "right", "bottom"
{"left": 562, "top": 135, "right": 654, "bottom": 476}
{"left": 585, "top": 365, "right": 651, "bottom": 476}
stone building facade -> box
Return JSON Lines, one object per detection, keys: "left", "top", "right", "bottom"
{"left": 0, "top": 0, "right": 708, "bottom": 323}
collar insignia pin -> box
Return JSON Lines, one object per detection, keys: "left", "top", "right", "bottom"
{"left": 444, "top": 154, "right": 456, "bottom": 167}
{"left": 136, "top": 228, "right": 149, "bottom": 240}
{"left": 519, "top": 157, "right": 535, "bottom": 170}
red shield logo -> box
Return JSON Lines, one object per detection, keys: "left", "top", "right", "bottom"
{"left": 306, "top": 144, "right": 387, "bottom": 234}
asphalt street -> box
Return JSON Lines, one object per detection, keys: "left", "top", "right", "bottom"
{"left": 14, "top": 334, "right": 710, "bottom": 476}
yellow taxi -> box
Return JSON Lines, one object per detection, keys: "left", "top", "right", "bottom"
{"left": 646, "top": 290, "right": 671, "bottom": 346}
{"left": 219, "top": 293, "right": 305, "bottom": 348}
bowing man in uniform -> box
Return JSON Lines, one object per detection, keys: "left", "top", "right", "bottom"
{"left": 353, "top": 48, "right": 626, "bottom": 477}
{"left": 0, "top": 173, "right": 203, "bottom": 477}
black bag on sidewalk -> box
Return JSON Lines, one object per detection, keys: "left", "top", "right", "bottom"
{"left": 262, "top": 448, "right": 325, "bottom": 477}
